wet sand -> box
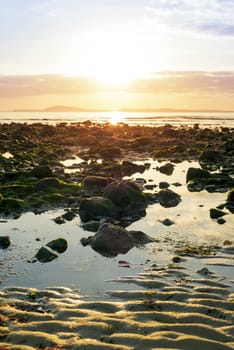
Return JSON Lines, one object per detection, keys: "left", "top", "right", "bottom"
{"left": 0, "top": 252, "right": 233, "bottom": 350}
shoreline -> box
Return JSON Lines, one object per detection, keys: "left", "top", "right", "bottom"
{"left": 0, "top": 249, "right": 233, "bottom": 349}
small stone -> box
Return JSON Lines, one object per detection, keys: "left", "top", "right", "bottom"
{"left": 196, "top": 267, "right": 214, "bottom": 275}
{"left": 158, "top": 218, "right": 175, "bottom": 226}
{"left": 0, "top": 236, "right": 11, "bottom": 249}
{"left": 172, "top": 256, "right": 182, "bottom": 263}
{"left": 217, "top": 218, "right": 226, "bottom": 225}
{"left": 35, "top": 246, "right": 58, "bottom": 263}
{"left": 46, "top": 238, "right": 68, "bottom": 253}
{"left": 210, "top": 208, "right": 226, "bottom": 219}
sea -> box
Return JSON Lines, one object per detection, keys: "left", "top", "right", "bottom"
{"left": 0, "top": 111, "right": 234, "bottom": 128}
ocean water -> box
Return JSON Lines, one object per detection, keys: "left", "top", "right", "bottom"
{"left": 0, "top": 111, "right": 234, "bottom": 127}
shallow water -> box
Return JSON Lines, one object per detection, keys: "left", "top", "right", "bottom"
{"left": 0, "top": 159, "right": 233, "bottom": 298}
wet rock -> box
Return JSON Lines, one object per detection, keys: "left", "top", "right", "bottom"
{"left": 217, "top": 217, "right": 226, "bottom": 224}
{"left": 99, "top": 147, "right": 121, "bottom": 159}
{"left": 199, "top": 150, "right": 223, "bottom": 165}
{"left": 158, "top": 162, "right": 174, "bottom": 175}
{"left": 83, "top": 176, "right": 112, "bottom": 189}
{"left": 35, "top": 246, "right": 58, "bottom": 263}
{"left": 81, "top": 220, "right": 100, "bottom": 232}
{"left": 0, "top": 236, "right": 11, "bottom": 249}
{"left": 210, "top": 208, "right": 226, "bottom": 219}
{"left": 82, "top": 223, "right": 153, "bottom": 257}
{"left": 104, "top": 181, "right": 146, "bottom": 207}
{"left": 158, "top": 218, "right": 175, "bottom": 226}
{"left": 78, "top": 197, "right": 117, "bottom": 222}
{"left": 34, "top": 177, "right": 61, "bottom": 191}
{"left": 0, "top": 198, "right": 24, "bottom": 215}
{"left": 159, "top": 181, "right": 170, "bottom": 189}
{"left": 186, "top": 167, "right": 211, "bottom": 183}
{"left": 156, "top": 189, "right": 181, "bottom": 208}
{"left": 227, "top": 188, "right": 234, "bottom": 202}
{"left": 31, "top": 165, "right": 53, "bottom": 179}
{"left": 122, "top": 161, "right": 146, "bottom": 176}
{"left": 46, "top": 238, "right": 68, "bottom": 253}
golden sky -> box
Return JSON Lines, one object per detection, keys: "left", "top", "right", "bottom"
{"left": 0, "top": 0, "right": 234, "bottom": 111}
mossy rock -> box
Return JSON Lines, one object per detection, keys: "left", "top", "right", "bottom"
{"left": 25, "top": 196, "right": 47, "bottom": 209}
{"left": 0, "top": 193, "right": 3, "bottom": 200}
{"left": 44, "top": 193, "right": 66, "bottom": 203}
{"left": 34, "top": 177, "right": 62, "bottom": 192}
{"left": 31, "top": 165, "right": 53, "bottom": 179}
{"left": 0, "top": 198, "right": 25, "bottom": 213}
{"left": 79, "top": 197, "right": 117, "bottom": 222}
{"left": 83, "top": 176, "right": 112, "bottom": 189}
{"left": 46, "top": 238, "right": 68, "bottom": 253}
{"left": 104, "top": 181, "right": 146, "bottom": 207}
{"left": 0, "top": 184, "right": 34, "bottom": 198}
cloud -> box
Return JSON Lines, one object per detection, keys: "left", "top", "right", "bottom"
{"left": 0, "top": 75, "right": 99, "bottom": 97}
{"left": 146, "top": 0, "right": 234, "bottom": 36}
{"left": 128, "top": 71, "right": 234, "bottom": 94}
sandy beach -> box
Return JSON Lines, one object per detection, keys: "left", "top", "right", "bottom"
{"left": 0, "top": 248, "right": 234, "bottom": 350}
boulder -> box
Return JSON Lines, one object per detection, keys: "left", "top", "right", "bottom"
{"left": 34, "top": 177, "right": 61, "bottom": 191}
{"left": 210, "top": 208, "right": 226, "bottom": 219}
{"left": 82, "top": 223, "right": 153, "bottom": 257}
{"left": 104, "top": 181, "right": 146, "bottom": 207}
{"left": 227, "top": 188, "right": 234, "bottom": 202}
{"left": 78, "top": 197, "right": 117, "bottom": 222}
{"left": 0, "top": 198, "right": 24, "bottom": 215}
{"left": 156, "top": 189, "right": 181, "bottom": 207}
{"left": 158, "top": 162, "right": 174, "bottom": 175}
{"left": 46, "top": 238, "right": 68, "bottom": 253}
{"left": 31, "top": 165, "right": 53, "bottom": 179}
{"left": 186, "top": 167, "right": 211, "bottom": 183}
{"left": 35, "top": 246, "right": 58, "bottom": 263}
{"left": 199, "top": 150, "right": 223, "bottom": 164}
{"left": 83, "top": 176, "right": 112, "bottom": 189}
{"left": 0, "top": 236, "right": 11, "bottom": 249}
{"left": 122, "top": 161, "right": 146, "bottom": 176}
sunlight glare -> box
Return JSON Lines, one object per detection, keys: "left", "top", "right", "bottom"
{"left": 107, "top": 111, "right": 126, "bottom": 125}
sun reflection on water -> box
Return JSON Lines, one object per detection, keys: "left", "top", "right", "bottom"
{"left": 107, "top": 111, "right": 126, "bottom": 125}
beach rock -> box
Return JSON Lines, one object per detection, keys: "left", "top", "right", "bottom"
{"left": 81, "top": 220, "right": 101, "bottom": 232}
{"left": 186, "top": 167, "right": 211, "bottom": 183}
{"left": 159, "top": 181, "right": 170, "bottom": 189}
{"left": 78, "top": 197, "right": 117, "bottom": 222}
{"left": 227, "top": 188, "right": 234, "bottom": 202}
{"left": 83, "top": 176, "right": 112, "bottom": 189}
{"left": 35, "top": 246, "right": 58, "bottom": 263}
{"left": 210, "top": 208, "right": 226, "bottom": 219}
{"left": 0, "top": 198, "right": 24, "bottom": 215}
{"left": 0, "top": 236, "right": 11, "bottom": 249}
{"left": 158, "top": 162, "right": 174, "bottom": 175}
{"left": 31, "top": 165, "right": 53, "bottom": 179}
{"left": 104, "top": 181, "right": 146, "bottom": 207}
{"left": 99, "top": 147, "right": 121, "bottom": 159}
{"left": 34, "top": 177, "right": 61, "bottom": 191}
{"left": 156, "top": 189, "right": 181, "bottom": 207}
{"left": 46, "top": 238, "right": 68, "bottom": 253}
{"left": 199, "top": 150, "right": 223, "bottom": 164}
{"left": 83, "top": 223, "right": 153, "bottom": 257}
{"left": 122, "top": 161, "right": 146, "bottom": 176}
{"left": 158, "top": 218, "right": 175, "bottom": 226}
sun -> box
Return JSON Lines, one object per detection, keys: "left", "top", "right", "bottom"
{"left": 63, "top": 30, "right": 152, "bottom": 87}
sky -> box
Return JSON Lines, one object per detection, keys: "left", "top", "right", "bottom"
{"left": 0, "top": 0, "right": 234, "bottom": 111}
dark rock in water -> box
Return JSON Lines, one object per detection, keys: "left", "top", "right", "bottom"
{"left": 62, "top": 210, "right": 76, "bottom": 221}
{"left": 158, "top": 162, "right": 174, "bottom": 175}
{"left": 104, "top": 181, "right": 146, "bottom": 207}
{"left": 217, "top": 218, "right": 226, "bottom": 225}
{"left": 35, "top": 246, "right": 58, "bottom": 263}
{"left": 224, "top": 140, "right": 234, "bottom": 152}
{"left": 83, "top": 176, "right": 112, "bottom": 189}
{"left": 210, "top": 208, "right": 226, "bottom": 219}
{"left": 225, "top": 201, "right": 234, "bottom": 213}
{"left": 122, "top": 161, "right": 146, "bottom": 176}
{"left": 199, "top": 150, "right": 223, "bottom": 164}
{"left": 158, "top": 218, "right": 175, "bottom": 226}
{"left": 156, "top": 189, "right": 181, "bottom": 208}
{"left": 31, "top": 165, "right": 53, "bottom": 179}
{"left": 81, "top": 223, "right": 153, "bottom": 257}
{"left": 186, "top": 167, "right": 211, "bottom": 183}
{"left": 159, "top": 181, "right": 170, "bottom": 189}
{"left": 81, "top": 220, "right": 100, "bottom": 232}
{"left": 99, "top": 147, "right": 121, "bottom": 159}
{"left": 0, "top": 236, "right": 11, "bottom": 249}
{"left": 227, "top": 188, "right": 234, "bottom": 202}
{"left": 79, "top": 197, "right": 117, "bottom": 222}
{"left": 46, "top": 238, "right": 68, "bottom": 253}
{"left": 80, "top": 237, "right": 92, "bottom": 246}
{"left": 0, "top": 198, "right": 24, "bottom": 215}
{"left": 35, "top": 177, "right": 61, "bottom": 191}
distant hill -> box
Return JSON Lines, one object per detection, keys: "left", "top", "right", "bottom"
{"left": 12, "top": 105, "right": 234, "bottom": 113}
